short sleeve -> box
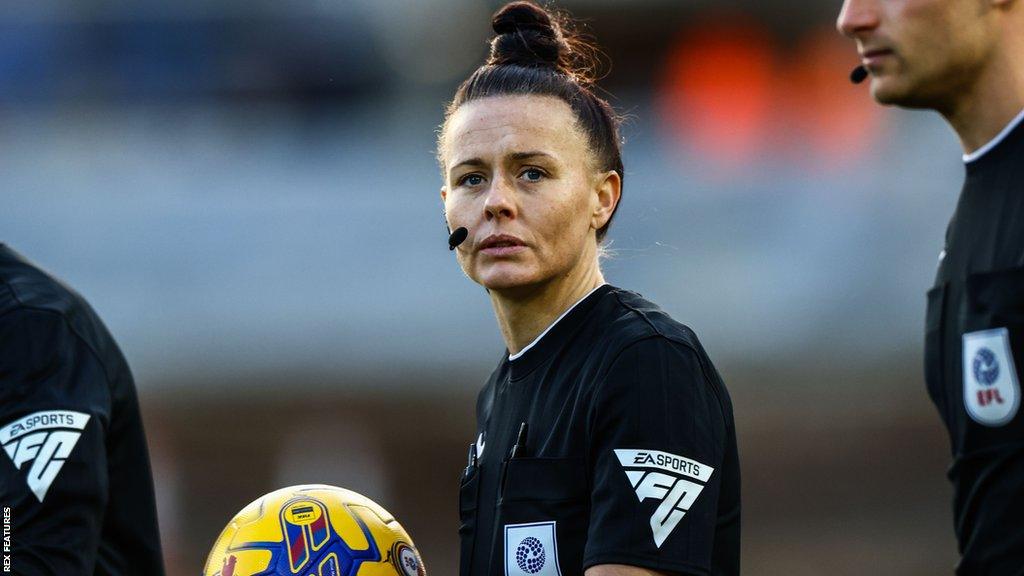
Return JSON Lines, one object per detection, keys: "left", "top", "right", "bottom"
{"left": 0, "top": 307, "right": 110, "bottom": 574}
{"left": 584, "top": 337, "right": 727, "bottom": 575}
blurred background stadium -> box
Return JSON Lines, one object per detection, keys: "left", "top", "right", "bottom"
{"left": 1, "top": 0, "right": 963, "bottom": 574}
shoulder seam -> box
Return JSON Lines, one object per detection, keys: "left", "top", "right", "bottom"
{"left": 0, "top": 274, "right": 26, "bottom": 310}
{"left": 609, "top": 290, "right": 702, "bottom": 355}
{"left": 0, "top": 300, "right": 119, "bottom": 395}
{"left": 604, "top": 292, "right": 729, "bottom": 414}
{"left": 587, "top": 336, "right": 690, "bottom": 429}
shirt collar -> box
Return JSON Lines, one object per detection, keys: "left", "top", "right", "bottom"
{"left": 506, "top": 283, "right": 613, "bottom": 379}
{"left": 963, "top": 106, "right": 1024, "bottom": 164}
{"left": 508, "top": 283, "right": 607, "bottom": 361}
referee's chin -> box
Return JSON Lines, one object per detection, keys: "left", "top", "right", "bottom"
{"left": 477, "top": 275, "right": 542, "bottom": 295}
{"left": 472, "top": 266, "right": 548, "bottom": 295}
{"left": 869, "top": 84, "right": 926, "bottom": 111}
{"left": 868, "top": 68, "right": 955, "bottom": 111}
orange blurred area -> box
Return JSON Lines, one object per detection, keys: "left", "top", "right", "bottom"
{"left": 788, "top": 27, "right": 881, "bottom": 170}
{"left": 659, "top": 16, "right": 777, "bottom": 167}
{"left": 658, "top": 17, "right": 882, "bottom": 173}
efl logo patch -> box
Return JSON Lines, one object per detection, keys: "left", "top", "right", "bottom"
{"left": 504, "top": 521, "right": 561, "bottom": 576}
{"left": 964, "top": 328, "right": 1020, "bottom": 426}
{"left": 614, "top": 449, "right": 715, "bottom": 548}
{"left": 1, "top": 410, "right": 91, "bottom": 502}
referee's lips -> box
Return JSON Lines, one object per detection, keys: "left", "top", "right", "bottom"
{"left": 478, "top": 234, "right": 528, "bottom": 256}
{"left": 859, "top": 47, "right": 894, "bottom": 68}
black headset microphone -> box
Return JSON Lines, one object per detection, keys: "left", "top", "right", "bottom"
{"left": 448, "top": 227, "right": 468, "bottom": 251}
{"left": 850, "top": 65, "right": 868, "bottom": 84}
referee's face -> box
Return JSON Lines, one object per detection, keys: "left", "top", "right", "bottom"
{"left": 440, "top": 95, "right": 615, "bottom": 292}
{"left": 837, "top": 0, "right": 997, "bottom": 110}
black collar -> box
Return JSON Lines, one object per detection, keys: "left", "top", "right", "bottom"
{"left": 506, "top": 284, "right": 615, "bottom": 380}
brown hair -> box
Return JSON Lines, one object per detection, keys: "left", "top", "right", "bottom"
{"left": 440, "top": 1, "right": 624, "bottom": 241}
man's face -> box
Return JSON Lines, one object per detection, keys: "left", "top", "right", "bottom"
{"left": 440, "top": 95, "right": 610, "bottom": 293}
{"left": 837, "top": 0, "right": 996, "bottom": 109}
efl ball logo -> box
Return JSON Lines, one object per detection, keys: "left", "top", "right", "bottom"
{"left": 391, "top": 542, "right": 425, "bottom": 576}
{"left": 285, "top": 501, "right": 324, "bottom": 526}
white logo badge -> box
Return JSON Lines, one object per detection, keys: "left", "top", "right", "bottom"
{"left": 615, "top": 449, "right": 715, "bottom": 548}
{"left": 964, "top": 328, "right": 1020, "bottom": 426}
{"left": 476, "top": 431, "right": 486, "bottom": 459}
{"left": 1, "top": 410, "right": 91, "bottom": 502}
{"left": 504, "top": 521, "right": 561, "bottom": 576}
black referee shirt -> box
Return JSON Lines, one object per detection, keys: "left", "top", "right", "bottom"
{"left": 0, "top": 244, "right": 165, "bottom": 575}
{"left": 926, "top": 112, "right": 1024, "bottom": 575}
{"left": 458, "top": 284, "right": 740, "bottom": 576}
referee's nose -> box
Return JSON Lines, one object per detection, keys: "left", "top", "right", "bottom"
{"left": 837, "top": 0, "right": 880, "bottom": 39}
{"left": 483, "top": 175, "right": 517, "bottom": 222}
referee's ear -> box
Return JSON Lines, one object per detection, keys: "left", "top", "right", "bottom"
{"left": 591, "top": 169, "right": 622, "bottom": 233}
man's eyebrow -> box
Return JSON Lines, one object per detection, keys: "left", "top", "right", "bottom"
{"left": 449, "top": 157, "right": 486, "bottom": 173}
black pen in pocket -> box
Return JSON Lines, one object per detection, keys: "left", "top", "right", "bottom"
{"left": 464, "top": 442, "right": 477, "bottom": 478}
{"left": 509, "top": 421, "right": 528, "bottom": 459}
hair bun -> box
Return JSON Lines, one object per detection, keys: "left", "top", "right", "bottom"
{"left": 488, "top": 1, "right": 569, "bottom": 71}
{"left": 492, "top": 1, "right": 554, "bottom": 36}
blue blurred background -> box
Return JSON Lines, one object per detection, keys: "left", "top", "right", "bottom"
{"left": 1, "top": 1, "right": 962, "bottom": 574}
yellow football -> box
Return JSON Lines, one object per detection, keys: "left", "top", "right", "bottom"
{"left": 203, "top": 484, "right": 426, "bottom": 576}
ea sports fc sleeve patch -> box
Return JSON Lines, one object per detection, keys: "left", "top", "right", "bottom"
{"left": 614, "top": 449, "right": 715, "bottom": 548}
{"left": 585, "top": 338, "right": 728, "bottom": 573}
{"left": 1, "top": 410, "right": 91, "bottom": 502}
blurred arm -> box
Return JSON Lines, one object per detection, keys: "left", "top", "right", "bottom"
{"left": 0, "top": 308, "right": 108, "bottom": 574}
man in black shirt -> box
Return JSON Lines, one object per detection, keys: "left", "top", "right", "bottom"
{"left": 459, "top": 285, "right": 740, "bottom": 576}
{"left": 0, "top": 244, "right": 165, "bottom": 575}
{"left": 838, "top": 1, "right": 1024, "bottom": 573}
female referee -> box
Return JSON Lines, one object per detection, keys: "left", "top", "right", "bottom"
{"left": 438, "top": 3, "right": 740, "bottom": 576}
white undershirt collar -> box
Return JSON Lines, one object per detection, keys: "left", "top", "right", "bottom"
{"left": 508, "top": 283, "right": 606, "bottom": 361}
{"left": 963, "top": 107, "right": 1024, "bottom": 164}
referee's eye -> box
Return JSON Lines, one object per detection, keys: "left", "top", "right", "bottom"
{"left": 458, "top": 173, "right": 486, "bottom": 187}
{"left": 520, "top": 168, "right": 545, "bottom": 183}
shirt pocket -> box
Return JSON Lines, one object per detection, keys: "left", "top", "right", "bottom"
{"left": 458, "top": 467, "right": 481, "bottom": 576}
{"left": 490, "top": 457, "right": 589, "bottom": 576}
{"left": 963, "top": 267, "right": 1024, "bottom": 329}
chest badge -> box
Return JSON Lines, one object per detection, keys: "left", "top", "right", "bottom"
{"left": 504, "top": 521, "right": 561, "bottom": 576}
{"left": 963, "top": 328, "right": 1020, "bottom": 426}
